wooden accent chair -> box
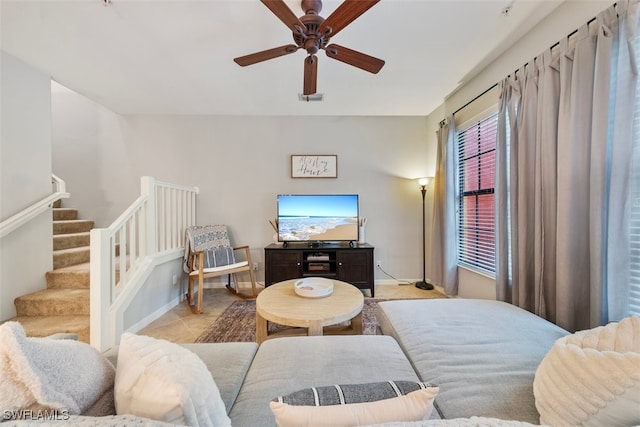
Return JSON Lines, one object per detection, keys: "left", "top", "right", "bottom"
{"left": 183, "top": 225, "right": 257, "bottom": 313}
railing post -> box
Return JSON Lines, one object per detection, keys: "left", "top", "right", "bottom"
{"left": 141, "top": 176, "right": 157, "bottom": 256}
{"left": 90, "top": 228, "right": 112, "bottom": 351}
{"left": 51, "top": 173, "right": 66, "bottom": 194}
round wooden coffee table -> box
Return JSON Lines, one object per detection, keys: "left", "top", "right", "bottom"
{"left": 256, "top": 279, "right": 364, "bottom": 344}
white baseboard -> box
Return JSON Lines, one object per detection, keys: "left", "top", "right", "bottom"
{"left": 375, "top": 279, "right": 411, "bottom": 285}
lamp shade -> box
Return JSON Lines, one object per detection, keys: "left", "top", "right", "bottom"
{"left": 417, "top": 177, "right": 430, "bottom": 187}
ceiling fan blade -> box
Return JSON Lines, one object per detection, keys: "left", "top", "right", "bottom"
{"left": 319, "top": 0, "right": 380, "bottom": 38}
{"left": 234, "top": 45, "right": 299, "bottom": 67}
{"left": 325, "top": 44, "right": 384, "bottom": 74}
{"left": 303, "top": 55, "right": 318, "bottom": 95}
{"left": 260, "top": 0, "right": 307, "bottom": 33}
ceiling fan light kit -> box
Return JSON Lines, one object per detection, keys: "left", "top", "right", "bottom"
{"left": 234, "top": 0, "right": 385, "bottom": 96}
{"left": 298, "top": 93, "right": 324, "bottom": 102}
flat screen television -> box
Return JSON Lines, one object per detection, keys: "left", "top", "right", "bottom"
{"left": 277, "top": 194, "right": 359, "bottom": 244}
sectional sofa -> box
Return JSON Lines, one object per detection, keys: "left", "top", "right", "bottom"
{"left": 214, "top": 298, "right": 567, "bottom": 426}
{"left": 375, "top": 299, "right": 568, "bottom": 423}
{"left": 3, "top": 298, "right": 638, "bottom": 426}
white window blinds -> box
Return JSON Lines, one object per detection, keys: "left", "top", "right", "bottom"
{"left": 457, "top": 113, "right": 498, "bottom": 274}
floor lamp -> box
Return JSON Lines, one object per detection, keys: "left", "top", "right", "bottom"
{"left": 415, "top": 177, "right": 434, "bottom": 290}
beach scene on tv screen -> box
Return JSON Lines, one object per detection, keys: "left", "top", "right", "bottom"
{"left": 278, "top": 195, "right": 358, "bottom": 241}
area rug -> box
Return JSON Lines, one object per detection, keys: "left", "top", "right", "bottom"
{"left": 195, "top": 298, "right": 388, "bottom": 343}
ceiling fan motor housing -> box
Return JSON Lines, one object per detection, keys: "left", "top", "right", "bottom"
{"left": 301, "top": 0, "right": 322, "bottom": 15}
{"left": 295, "top": 0, "right": 330, "bottom": 55}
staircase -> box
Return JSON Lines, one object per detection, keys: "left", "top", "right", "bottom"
{"left": 11, "top": 200, "right": 93, "bottom": 342}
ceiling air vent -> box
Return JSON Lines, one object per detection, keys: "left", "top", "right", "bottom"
{"left": 299, "top": 93, "right": 324, "bottom": 102}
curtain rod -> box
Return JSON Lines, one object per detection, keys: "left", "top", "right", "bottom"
{"left": 451, "top": 82, "right": 498, "bottom": 117}
{"left": 449, "top": 1, "right": 615, "bottom": 123}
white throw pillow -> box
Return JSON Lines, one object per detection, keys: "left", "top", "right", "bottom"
{"left": 270, "top": 384, "right": 438, "bottom": 427}
{"left": 0, "top": 321, "right": 115, "bottom": 415}
{"left": 114, "top": 333, "right": 230, "bottom": 427}
{"left": 534, "top": 315, "right": 640, "bottom": 427}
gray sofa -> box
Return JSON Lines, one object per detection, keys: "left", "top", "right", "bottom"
{"left": 88, "top": 298, "right": 567, "bottom": 426}
{"left": 100, "top": 335, "right": 426, "bottom": 426}
{"left": 375, "top": 299, "right": 569, "bottom": 424}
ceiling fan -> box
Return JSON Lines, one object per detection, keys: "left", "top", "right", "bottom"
{"left": 234, "top": 0, "right": 385, "bottom": 96}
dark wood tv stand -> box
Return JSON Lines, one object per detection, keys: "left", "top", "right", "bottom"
{"left": 264, "top": 242, "right": 375, "bottom": 297}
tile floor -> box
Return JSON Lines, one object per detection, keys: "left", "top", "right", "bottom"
{"left": 137, "top": 283, "right": 444, "bottom": 343}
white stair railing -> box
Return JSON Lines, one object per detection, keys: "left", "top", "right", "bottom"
{"left": 90, "top": 177, "right": 198, "bottom": 350}
{"left": 0, "top": 174, "right": 70, "bottom": 239}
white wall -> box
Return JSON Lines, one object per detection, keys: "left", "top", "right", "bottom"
{"left": 0, "top": 52, "right": 53, "bottom": 320}
{"left": 52, "top": 90, "right": 437, "bottom": 286}
{"left": 51, "top": 83, "right": 138, "bottom": 225}
{"left": 426, "top": 0, "right": 614, "bottom": 299}
{"left": 124, "top": 258, "right": 184, "bottom": 332}
{"left": 446, "top": 0, "right": 614, "bottom": 115}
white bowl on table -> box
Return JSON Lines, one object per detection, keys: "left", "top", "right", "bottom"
{"left": 294, "top": 277, "right": 334, "bottom": 298}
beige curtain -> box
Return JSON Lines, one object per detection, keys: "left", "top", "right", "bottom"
{"left": 496, "top": 2, "right": 636, "bottom": 331}
{"left": 429, "top": 117, "right": 458, "bottom": 295}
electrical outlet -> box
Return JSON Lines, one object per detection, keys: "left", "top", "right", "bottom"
{"left": 253, "top": 262, "right": 259, "bottom": 271}
{"left": 172, "top": 274, "right": 178, "bottom": 285}
{"left": 376, "top": 260, "right": 382, "bottom": 269}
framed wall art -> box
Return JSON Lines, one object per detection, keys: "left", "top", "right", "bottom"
{"left": 291, "top": 155, "right": 337, "bottom": 178}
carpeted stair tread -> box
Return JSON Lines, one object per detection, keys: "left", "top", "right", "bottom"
{"left": 52, "top": 208, "right": 78, "bottom": 221}
{"left": 12, "top": 315, "right": 90, "bottom": 343}
{"left": 50, "top": 261, "right": 90, "bottom": 272}
{"left": 46, "top": 263, "right": 90, "bottom": 289}
{"left": 46, "top": 258, "right": 128, "bottom": 289}
{"left": 53, "top": 219, "right": 94, "bottom": 235}
{"left": 9, "top": 199, "right": 95, "bottom": 341}
{"left": 53, "top": 245, "right": 90, "bottom": 269}
{"left": 14, "top": 288, "right": 89, "bottom": 316}
{"left": 53, "top": 231, "right": 90, "bottom": 250}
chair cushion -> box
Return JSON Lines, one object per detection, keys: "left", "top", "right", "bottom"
{"left": 195, "top": 246, "right": 236, "bottom": 270}
{"left": 190, "top": 261, "right": 248, "bottom": 276}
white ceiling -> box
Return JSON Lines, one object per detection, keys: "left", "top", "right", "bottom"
{"left": 1, "top": 0, "right": 564, "bottom": 116}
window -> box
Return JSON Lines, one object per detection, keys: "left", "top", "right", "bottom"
{"left": 457, "top": 113, "right": 498, "bottom": 274}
